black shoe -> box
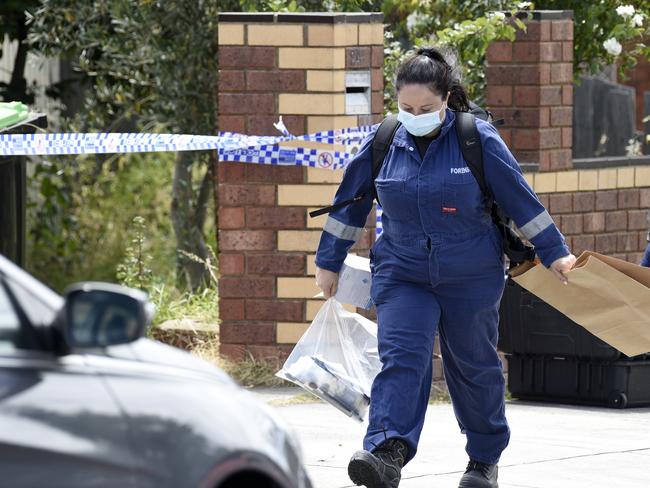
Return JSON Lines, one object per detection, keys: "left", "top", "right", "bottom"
{"left": 458, "top": 459, "right": 498, "bottom": 488}
{"left": 347, "top": 438, "right": 408, "bottom": 488}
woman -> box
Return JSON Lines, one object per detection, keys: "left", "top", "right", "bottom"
{"left": 314, "top": 47, "right": 576, "bottom": 488}
{"left": 641, "top": 214, "right": 650, "bottom": 267}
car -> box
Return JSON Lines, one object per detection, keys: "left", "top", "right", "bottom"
{"left": 0, "top": 254, "right": 312, "bottom": 488}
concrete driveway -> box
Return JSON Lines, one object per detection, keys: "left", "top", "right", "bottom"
{"left": 254, "top": 388, "right": 650, "bottom": 488}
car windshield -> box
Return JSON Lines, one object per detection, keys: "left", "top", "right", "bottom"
{"left": 0, "top": 283, "right": 19, "bottom": 353}
{"left": 0, "top": 254, "right": 63, "bottom": 327}
{"left": 5, "top": 279, "right": 58, "bottom": 328}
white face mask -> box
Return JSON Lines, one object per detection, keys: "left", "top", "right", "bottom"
{"left": 397, "top": 104, "right": 445, "bottom": 137}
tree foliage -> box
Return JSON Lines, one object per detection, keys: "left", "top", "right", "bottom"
{"left": 386, "top": 0, "right": 648, "bottom": 111}
{"left": 26, "top": 150, "right": 180, "bottom": 292}
{"left": 30, "top": 0, "right": 219, "bottom": 135}
{"left": 534, "top": 0, "right": 649, "bottom": 80}
{"left": 29, "top": 0, "right": 220, "bottom": 289}
{"left": 219, "top": 0, "right": 382, "bottom": 13}
{"left": 394, "top": 4, "right": 525, "bottom": 109}
{"left": 398, "top": 1, "right": 648, "bottom": 96}
{"left": 0, "top": 0, "right": 40, "bottom": 103}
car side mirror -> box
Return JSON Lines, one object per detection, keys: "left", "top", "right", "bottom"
{"left": 62, "top": 282, "right": 154, "bottom": 349}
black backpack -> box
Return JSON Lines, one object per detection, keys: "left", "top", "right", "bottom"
{"left": 310, "top": 104, "right": 536, "bottom": 267}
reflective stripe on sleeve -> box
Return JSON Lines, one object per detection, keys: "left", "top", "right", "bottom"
{"left": 519, "top": 210, "right": 554, "bottom": 240}
{"left": 324, "top": 215, "right": 364, "bottom": 242}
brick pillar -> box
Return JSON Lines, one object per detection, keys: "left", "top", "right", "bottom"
{"left": 216, "top": 12, "right": 384, "bottom": 361}
{"left": 486, "top": 10, "right": 574, "bottom": 172}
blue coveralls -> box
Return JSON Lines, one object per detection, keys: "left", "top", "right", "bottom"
{"left": 315, "top": 109, "right": 569, "bottom": 465}
{"left": 641, "top": 242, "right": 650, "bottom": 267}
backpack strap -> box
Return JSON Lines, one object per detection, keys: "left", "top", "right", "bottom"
{"left": 455, "top": 111, "right": 491, "bottom": 202}
{"left": 371, "top": 115, "right": 401, "bottom": 204}
{"left": 455, "top": 111, "right": 536, "bottom": 266}
{"left": 309, "top": 115, "right": 400, "bottom": 218}
{"left": 308, "top": 193, "right": 367, "bottom": 218}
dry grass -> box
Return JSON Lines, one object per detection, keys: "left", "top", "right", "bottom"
{"left": 220, "top": 354, "right": 288, "bottom": 388}
{"left": 190, "top": 334, "right": 287, "bottom": 387}
{"left": 150, "top": 324, "right": 217, "bottom": 351}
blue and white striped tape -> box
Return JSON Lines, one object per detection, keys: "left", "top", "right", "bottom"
{"left": 0, "top": 117, "right": 383, "bottom": 234}
{"left": 0, "top": 121, "right": 377, "bottom": 170}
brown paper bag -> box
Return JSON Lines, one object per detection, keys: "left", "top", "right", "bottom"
{"left": 512, "top": 251, "right": 650, "bottom": 357}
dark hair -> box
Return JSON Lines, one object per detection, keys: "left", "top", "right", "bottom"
{"left": 395, "top": 46, "right": 470, "bottom": 112}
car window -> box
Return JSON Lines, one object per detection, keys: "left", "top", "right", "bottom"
{"left": 0, "top": 284, "right": 19, "bottom": 353}
{"left": 5, "top": 279, "right": 58, "bottom": 327}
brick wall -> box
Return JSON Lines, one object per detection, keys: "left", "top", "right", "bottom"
{"left": 486, "top": 11, "right": 574, "bottom": 172}
{"left": 214, "top": 11, "right": 650, "bottom": 375}
{"left": 217, "top": 13, "right": 383, "bottom": 361}
{"left": 482, "top": 10, "right": 649, "bottom": 262}
{"left": 527, "top": 165, "right": 650, "bottom": 263}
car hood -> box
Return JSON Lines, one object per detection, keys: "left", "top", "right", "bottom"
{"left": 104, "top": 337, "right": 237, "bottom": 386}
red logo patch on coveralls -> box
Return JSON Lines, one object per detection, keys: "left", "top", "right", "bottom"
{"left": 442, "top": 207, "right": 457, "bottom": 214}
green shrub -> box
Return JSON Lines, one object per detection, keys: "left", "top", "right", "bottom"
{"left": 26, "top": 151, "right": 178, "bottom": 291}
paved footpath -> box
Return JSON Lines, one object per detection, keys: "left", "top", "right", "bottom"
{"left": 253, "top": 388, "right": 650, "bottom": 488}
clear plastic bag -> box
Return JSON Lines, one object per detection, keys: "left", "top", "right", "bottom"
{"left": 276, "top": 298, "right": 382, "bottom": 422}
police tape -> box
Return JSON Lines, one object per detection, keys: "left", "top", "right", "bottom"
{"left": 1, "top": 118, "right": 385, "bottom": 234}
{"left": 0, "top": 121, "right": 377, "bottom": 170}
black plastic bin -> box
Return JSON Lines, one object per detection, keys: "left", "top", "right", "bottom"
{"left": 0, "top": 113, "right": 47, "bottom": 267}
{"left": 506, "top": 354, "right": 650, "bottom": 409}
{"left": 498, "top": 278, "right": 646, "bottom": 361}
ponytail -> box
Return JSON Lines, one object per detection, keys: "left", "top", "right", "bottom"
{"left": 448, "top": 80, "right": 470, "bottom": 112}
{"left": 396, "top": 46, "right": 470, "bottom": 112}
